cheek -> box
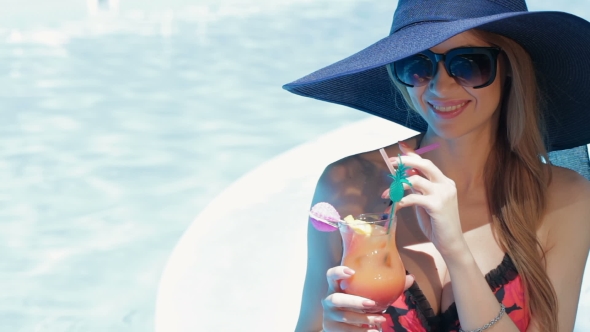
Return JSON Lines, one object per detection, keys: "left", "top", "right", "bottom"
{"left": 407, "top": 87, "right": 426, "bottom": 111}
{"left": 471, "top": 77, "right": 503, "bottom": 113}
{"left": 479, "top": 85, "right": 502, "bottom": 112}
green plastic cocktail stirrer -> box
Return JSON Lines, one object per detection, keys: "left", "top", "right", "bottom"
{"left": 387, "top": 154, "right": 412, "bottom": 235}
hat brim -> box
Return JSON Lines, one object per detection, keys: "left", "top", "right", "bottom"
{"left": 283, "top": 11, "right": 590, "bottom": 151}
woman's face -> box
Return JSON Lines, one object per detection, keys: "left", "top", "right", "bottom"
{"left": 406, "top": 31, "right": 504, "bottom": 140}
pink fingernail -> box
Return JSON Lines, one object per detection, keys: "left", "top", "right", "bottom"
{"left": 344, "top": 268, "right": 355, "bottom": 276}
{"left": 362, "top": 300, "right": 376, "bottom": 307}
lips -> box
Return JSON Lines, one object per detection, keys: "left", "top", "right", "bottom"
{"left": 428, "top": 101, "right": 470, "bottom": 119}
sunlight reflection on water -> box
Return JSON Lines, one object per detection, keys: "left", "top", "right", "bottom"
{"left": 0, "top": 0, "right": 588, "bottom": 330}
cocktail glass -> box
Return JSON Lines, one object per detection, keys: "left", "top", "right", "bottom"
{"left": 338, "top": 213, "right": 406, "bottom": 329}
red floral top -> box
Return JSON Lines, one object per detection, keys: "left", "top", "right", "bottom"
{"left": 382, "top": 254, "right": 530, "bottom": 331}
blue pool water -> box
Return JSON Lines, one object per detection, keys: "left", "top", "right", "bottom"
{"left": 1, "top": 0, "right": 588, "bottom": 331}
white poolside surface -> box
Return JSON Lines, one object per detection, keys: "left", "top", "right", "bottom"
{"left": 155, "top": 118, "right": 590, "bottom": 331}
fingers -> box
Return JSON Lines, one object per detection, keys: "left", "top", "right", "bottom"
{"left": 398, "top": 140, "right": 416, "bottom": 155}
{"left": 389, "top": 154, "right": 446, "bottom": 183}
{"left": 323, "top": 321, "right": 383, "bottom": 332}
{"left": 382, "top": 175, "right": 432, "bottom": 196}
{"left": 403, "top": 175, "right": 432, "bottom": 194}
{"left": 323, "top": 306, "right": 387, "bottom": 329}
{"left": 325, "top": 267, "right": 382, "bottom": 312}
{"left": 323, "top": 291, "right": 377, "bottom": 313}
{"left": 323, "top": 320, "right": 382, "bottom": 332}
{"left": 326, "top": 266, "right": 355, "bottom": 294}
{"left": 323, "top": 270, "right": 386, "bottom": 331}
{"left": 324, "top": 266, "right": 386, "bottom": 330}
{"left": 398, "top": 192, "right": 437, "bottom": 211}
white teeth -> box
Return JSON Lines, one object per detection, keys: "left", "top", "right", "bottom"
{"left": 431, "top": 102, "right": 467, "bottom": 112}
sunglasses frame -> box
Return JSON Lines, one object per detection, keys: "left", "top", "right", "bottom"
{"left": 389, "top": 46, "right": 502, "bottom": 89}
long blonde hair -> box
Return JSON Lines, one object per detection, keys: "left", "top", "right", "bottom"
{"left": 390, "top": 30, "right": 557, "bottom": 331}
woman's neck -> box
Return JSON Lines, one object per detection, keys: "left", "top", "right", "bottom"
{"left": 419, "top": 130, "right": 495, "bottom": 194}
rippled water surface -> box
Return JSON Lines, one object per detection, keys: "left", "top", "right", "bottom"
{"left": 1, "top": 0, "right": 589, "bottom": 331}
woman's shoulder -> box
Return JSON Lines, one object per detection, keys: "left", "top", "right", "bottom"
{"left": 311, "top": 137, "right": 416, "bottom": 215}
{"left": 547, "top": 165, "right": 590, "bottom": 204}
{"left": 317, "top": 134, "right": 420, "bottom": 178}
{"left": 543, "top": 165, "right": 590, "bottom": 249}
{"left": 312, "top": 151, "right": 385, "bottom": 216}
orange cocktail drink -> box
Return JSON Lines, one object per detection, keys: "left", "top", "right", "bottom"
{"left": 338, "top": 214, "right": 406, "bottom": 313}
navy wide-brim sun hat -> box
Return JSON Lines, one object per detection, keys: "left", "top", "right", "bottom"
{"left": 283, "top": 0, "right": 590, "bottom": 152}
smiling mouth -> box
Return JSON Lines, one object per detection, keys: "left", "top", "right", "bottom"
{"left": 428, "top": 101, "right": 468, "bottom": 112}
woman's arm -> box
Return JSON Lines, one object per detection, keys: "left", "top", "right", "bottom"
{"left": 294, "top": 219, "right": 342, "bottom": 331}
{"left": 526, "top": 168, "right": 590, "bottom": 331}
{"left": 294, "top": 158, "right": 356, "bottom": 332}
{"left": 447, "top": 168, "right": 590, "bottom": 332}
{"left": 445, "top": 246, "right": 521, "bottom": 331}
{"left": 295, "top": 153, "right": 389, "bottom": 331}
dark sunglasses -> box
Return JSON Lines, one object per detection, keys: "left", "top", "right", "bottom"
{"left": 388, "top": 47, "right": 501, "bottom": 89}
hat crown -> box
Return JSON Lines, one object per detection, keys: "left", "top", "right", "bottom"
{"left": 390, "top": 0, "right": 528, "bottom": 33}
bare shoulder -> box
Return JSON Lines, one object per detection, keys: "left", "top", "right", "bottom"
{"left": 312, "top": 149, "right": 386, "bottom": 216}
{"left": 546, "top": 165, "right": 590, "bottom": 216}
{"left": 311, "top": 134, "right": 422, "bottom": 215}
{"left": 550, "top": 164, "right": 590, "bottom": 186}
{"left": 543, "top": 165, "right": 590, "bottom": 250}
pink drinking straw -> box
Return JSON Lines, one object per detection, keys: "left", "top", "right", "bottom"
{"left": 414, "top": 142, "right": 440, "bottom": 155}
{"left": 379, "top": 149, "right": 396, "bottom": 175}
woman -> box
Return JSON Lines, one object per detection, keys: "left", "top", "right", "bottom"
{"left": 284, "top": 0, "right": 590, "bottom": 331}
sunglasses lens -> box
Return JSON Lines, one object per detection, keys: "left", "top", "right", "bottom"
{"left": 449, "top": 54, "right": 492, "bottom": 87}
{"left": 394, "top": 54, "right": 433, "bottom": 87}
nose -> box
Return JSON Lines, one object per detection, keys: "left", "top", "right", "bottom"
{"left": 429, "top": 60, "right": 458, "bottom": 93}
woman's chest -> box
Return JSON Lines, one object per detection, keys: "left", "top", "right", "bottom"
{"left": 394, "top": 202, "right": 507, "bottom": 315}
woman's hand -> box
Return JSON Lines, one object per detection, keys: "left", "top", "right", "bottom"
{"left": 322, "top": 266, "right": 414, "bottom": 332}
{"left": 383, "top": 142, "right": 467, "bottom": 259}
